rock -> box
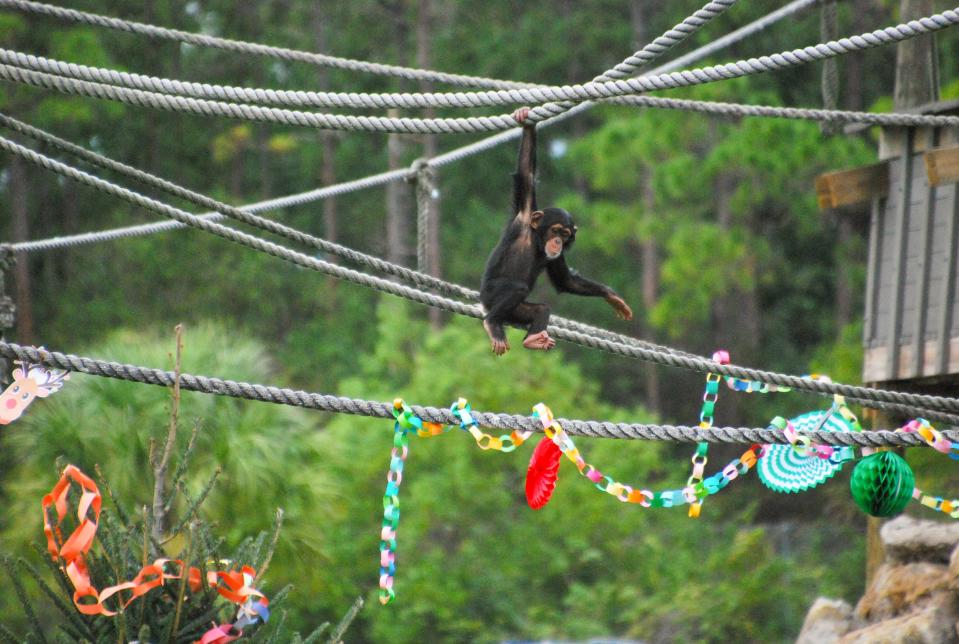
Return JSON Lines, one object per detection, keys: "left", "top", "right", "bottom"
{"left": 796, "top": 597, "right": 855, "bottom": 644}
{"left": 856, "top": 562, "right": 950, "bottom": 621}
{"left": 881, "top": 515, "right": 959, "bottom": 563}
{"left": 950, "top": 542, "right": 959, "bottom": 591}
{"left": 840, "top": 593, "right": 959, "bottom": 644}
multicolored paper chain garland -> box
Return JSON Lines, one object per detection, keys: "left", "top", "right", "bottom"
{"left": 686, "top": 350, "right": 729, "bottom": 518}
{"left": 531, "top": 403, "right": 764, "bottom": 507}
{"left": 42, "top": 465, "right": 269, "bottom": 641}
{"left": 378, "top": 399, "right": 529, "bottom": 604}
{"left": 377, "top": 389, "right": 959, "bottom": 603}
{"left": 899, "top": 418, "right": 959, "bottom": 519}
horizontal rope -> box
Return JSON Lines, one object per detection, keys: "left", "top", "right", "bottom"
{"left": 0, "top": 341, "right": 953, "bottom": 447}
{"left": 6, "top": 0, "right": 813, "bottom": 253}
{"left": 6, "top": 134, "right": 959, "bottom": 419}
{"left": 5, "top": 112, "right": 958, "bottom": 427}
{"left": 8, "top": 48, "right": 959, "bottom": 130}
{"left": 0, "top": 0, "right": 532, "bottom": 90}
{"left": 5, "top": 9, "right": 958, "bottom": 133}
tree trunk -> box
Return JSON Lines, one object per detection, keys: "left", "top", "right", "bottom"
{"left": 712, "top": 172, "right": 760, "bottom": 425}
{"left": 894, "top": 0, "right": 939, "bottom": 110}
{"left": 386, "top": 109, "right": 412, "bottom": 267}
{"left": 311, "top": 2, "right": 339, "bottom": 249}
{"left": 629, "top": 0, "right": 662, "bottom": 414}
{"left": 640, "top": 174, "right": 661, "bottom": 415}
{"left": 416, "top": 0, "right": 444, "bottom": 326}
{"left": 8, "top": 156, "right": 33, "bottom": 343}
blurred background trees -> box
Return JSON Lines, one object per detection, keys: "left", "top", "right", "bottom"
{"left": 1, "top": 0, "right": 956, "bottom": 640}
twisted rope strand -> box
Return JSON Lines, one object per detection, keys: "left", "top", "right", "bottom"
{"left": 4, "top": 113, "right": 957, "bottom": 425}
{"left": 4, "top": 9, "right": 958, "bottom": 132}
{"left": 0, "top": 341, "right": 953, "bottom": 447}
{"left": 5, "top": 134, "right": 959, "bottom": 417}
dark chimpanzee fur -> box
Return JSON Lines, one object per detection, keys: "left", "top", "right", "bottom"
{"left": 480, "top": 108, "right": 632, "bottom": 355}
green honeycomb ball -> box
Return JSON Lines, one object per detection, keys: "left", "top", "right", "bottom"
{"left": 849, "top": 451, "right": 915, "bottom": 518}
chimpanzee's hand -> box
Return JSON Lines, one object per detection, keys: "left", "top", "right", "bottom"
{"left": 606, "top": 293, "right": 633, "bottom": 320}
{"left": 511, "top": 106, "right": 531, "bottom": 124}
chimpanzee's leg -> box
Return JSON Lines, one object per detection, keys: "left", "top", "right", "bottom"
{"left": 481, "top": 279, "right": 530, "bottom": 355}
{"left": 507, "top": 301, "right": 554, "bottom": 351}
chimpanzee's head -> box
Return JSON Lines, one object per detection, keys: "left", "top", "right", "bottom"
{"left": 530, "top": 207, "right": 577, "bottom": 260}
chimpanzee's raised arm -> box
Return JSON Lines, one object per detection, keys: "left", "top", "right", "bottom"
{"left": 512, "top": 118, "right": 537, "bottom": 217}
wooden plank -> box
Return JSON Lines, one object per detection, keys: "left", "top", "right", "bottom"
{"left": 887, "top": 134, "right": 915, "bottom": 381}
{"left": 863, "top": 194, "right": 883, "bottom": 348}
{"left": 912, "top": 138, "right": 938, "bottom": 377}
{"left": 816, "top": 162, "right": 889, "bottom": 209}
{"left": 924, "top": 145, "right": 959, "bottom": 186}
{"left": 936, "top": 183, "right": 959, "bottom": 374}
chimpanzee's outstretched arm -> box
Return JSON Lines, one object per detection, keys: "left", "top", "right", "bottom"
{"left": 547, "top": 258, "right": 633, "bottom": 320}
{"left": 512, "top": 123, "right": 537, "bottom": 217}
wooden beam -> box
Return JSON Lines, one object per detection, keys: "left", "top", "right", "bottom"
{"left": 815, "top": 162, "right": 889, "bottom": 209}
{"left": 924, "top": 145, "right": 959, "bottom": 186}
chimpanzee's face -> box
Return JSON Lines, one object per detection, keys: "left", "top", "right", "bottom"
{"left": 533, "top": 207, "right": 577, "bottom": 260}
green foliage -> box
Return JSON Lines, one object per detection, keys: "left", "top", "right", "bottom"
{"left": 295, "top": 303, "right": 865, "bottom": 642}
{"left": 0, "top": 323, "right": 337, "bottom": 630}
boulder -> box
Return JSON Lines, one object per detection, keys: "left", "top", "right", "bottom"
{"left": 856, "top": 562, "right": 949, "bottom": 621}
{"left": 840, "top": 593, "right": 959, "bottom": 644}
{"left": 950, "top": 542, "right": 959, "bottom": 591}
{"left": 880, "top": 515, "right": 959, "bottom": 563}
{"left": 796, "top": 597, "right": 855, "bottom": 644}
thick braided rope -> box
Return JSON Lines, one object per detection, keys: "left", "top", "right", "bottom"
{"left": 0, "top": 0, "right": 531, "bottom": 90}
{"left": 5, "top": 10, "right": 959, "bottom": 132}
{"left": 6, "top": 134, "right": 959, "bottom": 418}
{"left": 8, "top": 49, "right": 959, "bottom": 130}
{"left": 5, "top": 1, "right": 815, "bottom": 253}
{"left": 0, "top": 0, "right": 737, "bottom": 110}
{"left": 5, "top": 115, "right": 958, "bottom": 425}
{"left": 1, "top": 341, "right": 953, "bottom": 447}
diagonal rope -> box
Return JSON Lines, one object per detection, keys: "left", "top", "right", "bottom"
{"left": 4, "top": 9, "right": 959, "bottom": 132}
{"left": 0, "top": 0, "right": 532, "bottom": 90}
{"left": 4, "top": 112, "right": 958, "bottom": 426}
{"left": 5, "top": 0, "right": 818, "bottom": 254}
{"left": 0, "top": 341, "right": 954, "bottom": 447}
{"left": 5, "top": 133, "right": 959, "bottom": 418}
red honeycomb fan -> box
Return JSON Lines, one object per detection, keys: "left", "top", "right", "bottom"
{"left": 525, "top": 435, "right": 562, "bottom": 509}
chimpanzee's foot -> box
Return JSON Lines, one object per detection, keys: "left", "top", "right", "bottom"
{"left": 523, "top": 331, "right": 555, "bottom": 351}
{"left": 484, "top": 320, "right": 510, "bottom": 355}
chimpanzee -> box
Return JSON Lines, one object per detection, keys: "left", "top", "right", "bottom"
{"left": 480, "top": 107, "right": 632, "bottom": 355}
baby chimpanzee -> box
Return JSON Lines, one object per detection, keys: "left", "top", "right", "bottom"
{"left": 480, "top": 107, "right": 632, "bottom": 355}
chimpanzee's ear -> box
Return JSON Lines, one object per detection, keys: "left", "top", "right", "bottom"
{"left": 530, "top": 210, "right": 544, "bottom": 229}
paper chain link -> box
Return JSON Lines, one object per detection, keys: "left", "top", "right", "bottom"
{"left": 901, "top": 419, "right": 959, "bottom": 519}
